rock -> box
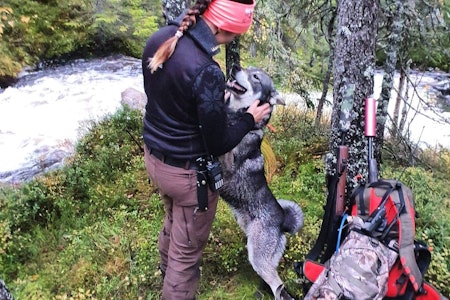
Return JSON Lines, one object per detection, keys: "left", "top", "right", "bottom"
{"left": 0, "top": 148, "right": 72, "bottom": 185}
{"left": 433, "top": 79, "right": 450, "bottom": 95}
{"left": 120, "top": 87, "right": 146, "bottom": 113}
{"left": 426, "top": 75, "right": 450, "bottom": 110}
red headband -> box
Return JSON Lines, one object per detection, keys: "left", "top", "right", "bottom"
{"left": 203, "top": 0, "right": 255, "bottom": 34}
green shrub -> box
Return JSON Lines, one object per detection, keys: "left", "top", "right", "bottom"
{"left": 381, "top": 166, "right": 450, "bottom": 294}
{"left": 267, "top": 104, "right": 329, "bottom": 172}
{"left": 1, "top": 105, "right": 449, "bottom": 299}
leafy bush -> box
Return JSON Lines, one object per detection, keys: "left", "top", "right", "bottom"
{"left": 381, "top": 166, "right": 450, "bottom": 293}
{"left": 0, "top": 0, "right": 161, "bottom": 84}
{"left": 1, "top": 106, "right": 449, "bottom": 299}
{"left": 266, "top": 104, "right": 330, "bottom": 172}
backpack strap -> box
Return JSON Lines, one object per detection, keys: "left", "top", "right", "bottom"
{"left": 381, "top": 180, "right": 423, "bottom": 293}
{"left": 360, "top": 180, "right": 396, "bottom": 233}
{"left": 394, "top": 182, "right": 423, "bottom": 292}
{"left": 416, "top": 282, "right": 449, "bottom": 300}
{"left": 349, "top": 183, "right": 366, "bottom": 216}
{"left": 357, "top": 180, "right": 424, "bottom": 293}
{"left": 305, "top": 174, "right": 341, "bottom": 263}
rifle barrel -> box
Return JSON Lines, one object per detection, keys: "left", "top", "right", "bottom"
{"left": 365, "top": 97, "right": 378, "bottom": 183}
{"left": 365, "top": 97, "right": 377, "bottom": 137}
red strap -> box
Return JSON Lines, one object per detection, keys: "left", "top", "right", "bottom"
{"left": 303, "top": 260, "right": 325, "bottom": 282}
{"left": 416, "top": 282, "right": 445, "bottom": 300}
{"left": 385, "top": 261, "right": 408, "bottom": 297}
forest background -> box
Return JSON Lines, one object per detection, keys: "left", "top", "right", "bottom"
{"left": 1, "top": 0, "right": 450, "bottom": 299}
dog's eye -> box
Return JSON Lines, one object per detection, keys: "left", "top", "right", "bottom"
{"left": 253, "top": 74, "right": 260, "bottom": 80}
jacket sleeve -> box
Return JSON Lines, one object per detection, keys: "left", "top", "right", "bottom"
{"left": 192, "top": 64, "right": 255, "bottom": 156}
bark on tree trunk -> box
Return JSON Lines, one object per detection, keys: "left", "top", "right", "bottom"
{"left": 398, "top": 62, "right": 411, "bottom": 135}
{"left": 315, "top": 8, "right": 337, "bottom": 127}
{"left": 327, "top": 0, "right": 380, "bottom": 192}
{"left": 226, "top": 38, "right": 241, "bottom": 78}
{"left": 392, "top": 67, "right": 406, "bottom": 138}
{"left": 376, "top": 0, "right": 406, "bottom": 163}
{"left": 162, "top": 0, "right": 191, "bottom": 24}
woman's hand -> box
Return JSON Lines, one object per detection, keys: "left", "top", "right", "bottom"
{"left": 246, "top": 100, "right": 271, "bottom": 123}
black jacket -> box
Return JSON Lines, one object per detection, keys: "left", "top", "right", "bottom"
{"left": 142, "top": 16, "right": 254, "bottom": 161}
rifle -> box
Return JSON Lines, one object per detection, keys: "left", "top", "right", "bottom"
{"left": 365, "top": 97, "right": 378, "bottom": 183}
{"left": 303, "top": 85, "right": 354, "bottom": 263}
{"left": 354, "top": 96, "right": 381, "bottom": 234}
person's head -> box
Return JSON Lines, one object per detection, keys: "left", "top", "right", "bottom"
{"left": 148, "top": 0, "right": 255, "bottom": 73}
{"left": 202, "top": 0, "right": 254, "bottom": 44}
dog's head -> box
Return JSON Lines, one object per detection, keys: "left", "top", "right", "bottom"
{"left": 225, "top": 65, "right": 284, "bottom": 127}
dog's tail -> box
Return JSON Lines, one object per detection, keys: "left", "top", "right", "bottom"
{"left": 278, "top": 199, "right": 304, "bottom": 235}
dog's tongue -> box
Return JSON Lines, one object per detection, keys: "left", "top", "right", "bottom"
{"left": 226, "top": 80, "right": 246, "bottom": 94}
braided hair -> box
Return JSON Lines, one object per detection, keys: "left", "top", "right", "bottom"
{"left": 148, "top": 0, "right": 253, "bottom": 73}
{"left": 148, "top": 0, "right": 212, "bottom": 73}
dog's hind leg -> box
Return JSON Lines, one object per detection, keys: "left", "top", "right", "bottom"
{"left": 246, "top": 223, "right": 296, "bottom": 300}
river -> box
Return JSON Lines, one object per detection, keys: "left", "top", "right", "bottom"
{"left": 0, "top": 55, "right": 449, "bottom": 184}
{"left": 0, "top": 55, "right": 144, "bottom": 184}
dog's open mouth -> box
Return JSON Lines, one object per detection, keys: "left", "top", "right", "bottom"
{"left": 226, "top": 79, "right": 247, "bottom": 95}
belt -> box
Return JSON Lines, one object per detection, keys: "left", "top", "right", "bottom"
{"left": 149, "top": 148, "right": 197, "bottom": 170}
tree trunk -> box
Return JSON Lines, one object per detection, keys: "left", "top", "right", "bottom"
{"left": 162, "top": 0, "right": 192, "bottom": 24}
{"left": 226, "top": 38, "right": 241, "bottom": 78}
{"left": 315, "top": 8, "right": 337, "bottom": 127}
{"left": 327, "top": 0, "right": 380, "bottom": 193}
{"left": 376, "top": 0, "right": 406, "bottom": 163}
{"left": 398, "top": 62, "right": 411, "bottom": 135}
{"left": 391, "top": 66, "right": 406, "bottom": 138}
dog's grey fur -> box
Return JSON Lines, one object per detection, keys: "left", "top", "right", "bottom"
{"left": 220, "top": 66, "right": 304, "bottom": 300}
{"left": 0, "top": 279, "right": 13, "bottom": 300}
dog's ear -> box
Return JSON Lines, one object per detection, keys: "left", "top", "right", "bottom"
{"left": 270, "top": 91, "right": 285, "bottom": 106}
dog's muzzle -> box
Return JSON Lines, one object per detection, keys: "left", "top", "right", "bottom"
{"left": 226, "top": 80, "right": 247, "bottom": 95}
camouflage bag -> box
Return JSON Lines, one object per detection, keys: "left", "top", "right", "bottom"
{"left": 301, "top": 179, "right": 448, "bottom": 300}
{"left": 304, "top": 217, "right": 398, "bottom": 300}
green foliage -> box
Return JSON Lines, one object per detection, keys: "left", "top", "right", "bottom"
{"left": 91, "top": 0, "right": 160, "bottom": 57}
{"left": 0, "top": 107, "right": 163, "bottom": 298}
{"left": 407, "top": 0, "right": 450, "bottom": 70}
{"left": 0, "top": 220, "right": 12, "bottom": 271}
{"left": 376, "top": 0, "right": 450, "bottom": 70}
{"left": 266, "top": 104, "right": 330, "bottom": 173}
{"left": 2, "top": 0, "right": 94, "bottom": 65}
{"left": 0, "top": 0, "right": 160, "bottom": 83}
{"left": 381, "top": 166, "right": 450, "bottom": 292}
{"left": 1, "top": 101, "right": 449, "bottom": 298}
{"left": 242, "top": 1, "right": 333, "bottom": 104}
{"left": 206, "top": 201, "right": 247, "bottom": 274}
{"left": 1, "top": 0, "right": 449, "bottom": 89}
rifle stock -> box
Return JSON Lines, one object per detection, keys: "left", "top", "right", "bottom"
{"left": 302, "top": 84, "right": 354, "bottom": 263}
{"left": 335, "top": 145, "right": 348, "bottom": 215}
{"left": 304, "top": 145, "right": 348, "bottom": 262}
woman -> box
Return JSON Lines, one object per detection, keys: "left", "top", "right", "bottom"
{"left": 142, "top": 0, "right": 270, "bottom": 298}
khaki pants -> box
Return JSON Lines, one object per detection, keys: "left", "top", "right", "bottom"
{"left": 144, "top": 146, "right": 219, "bottom": 300}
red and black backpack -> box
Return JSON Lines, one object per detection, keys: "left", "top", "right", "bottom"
{"left": 296, "top": 178, "right": 446, "bottom": 299}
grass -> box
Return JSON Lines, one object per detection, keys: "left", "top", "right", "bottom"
{"left": 0, "top": 105, "right": 449, "bottom": 299}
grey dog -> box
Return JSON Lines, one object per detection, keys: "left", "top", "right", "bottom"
{"left": 219, "top": 66, "right": 304, "bottom": 300}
